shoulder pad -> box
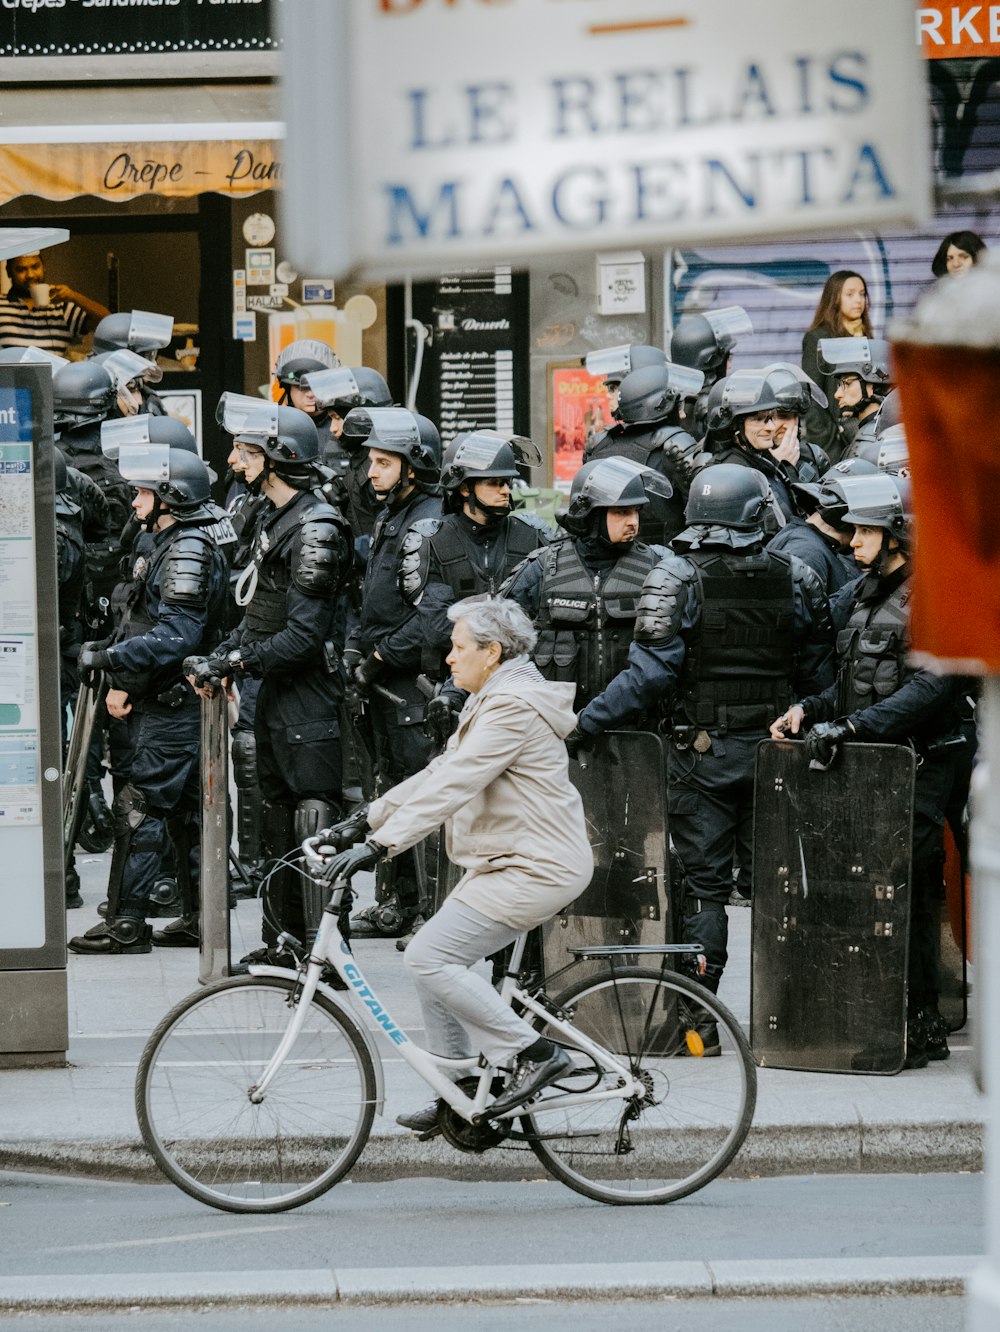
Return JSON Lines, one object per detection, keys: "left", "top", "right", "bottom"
{"left": 293, "top": 509, "right": 351, "bottom": 597}
{"left": 399, "top": 521, "right": 441, "bottom": 603}
{"left": 510, "top": 510, "right": 551, "bottom": 538}
{"left": 789, "top": 552, "right": 831, "bottom": 618}
{"left": 160, "top": 531, "right": 215, "bottom": 607}
{"left": 202, "top": 503, "right": 238, "bottom": 550}
{"left": 634, "top": 554, "right": 697, "bottom": 645}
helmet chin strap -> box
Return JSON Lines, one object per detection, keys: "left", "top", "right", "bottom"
{"left": 144, "top": 494, "right": 163, "bottom": 532}
{"left": 465, "top": 484, "right": 511, "bottom": 526}
{"left": 375, "top": 459, "right": 414, "bottom": 506}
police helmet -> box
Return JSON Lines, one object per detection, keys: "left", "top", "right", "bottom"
{"left": 874, "top": 387, "right": 903, "bottom": 439}
{"left": 855, "top": 424, "right": 909, "bottom": 476}
{"left": 832, "top": 472, "right": 911, "bottom": 550}
{"left": 792, "top": 457, "right": 880, "bottom": 526}
{"left": 669, "top": 306, "right": 752, "bottom": 375}
{"left": 560, "top": 456, "right": 673, "bottom": 535}
{"left": 94, "top": 347, "right": 163, "bottom": 390}
{"left": 101, "top": 414, "right": 198, "bottom": 459}
{"left": 216, "top": 393, "right": 321, "bottom": 488}
{"left": 53, "top": 360, "right": 117, "bottom": 427}
{"left": 714, "top": 367, "right": 813, "bottom": 431}
{"left": 302, "top": 365, "right": 392, "bottom": 416}
{"left": 345, "top": 406, "right": 441, "bottom": 483}
{"left": 583, "top": 343, "right": 667, "bottom": 386}
{"left": 273, "top": 339, "right": 338, "bottom": 388}
{"left": 684, "top": 464, "right": 770, "bottom": 531}
{"left": 93, "top": 310, "right": 173, "bottom": 355}
{"left": 761, "top": 362, "right": 829, "bottom": 412}
{"left": 817, "top": 337, "right": 892, "bottom": 388}
{"left": 617, "top": 362, "right": 705, "bottom": 426}
{"left": 116, "top": 445, "right": 213, "bottom": 522}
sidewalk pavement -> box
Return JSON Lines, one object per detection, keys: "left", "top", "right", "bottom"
{"left": 0, "top": 849, "right": 983, "bottom": 1183}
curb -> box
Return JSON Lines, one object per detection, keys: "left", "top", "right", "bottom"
{"left": 0, "top": 1119, "right": 984, "bottom": 1184}
{"left": 0, "top": 1256, "right": 978, "bottom": 1311}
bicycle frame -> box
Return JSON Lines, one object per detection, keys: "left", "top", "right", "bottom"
{"left": 249, "top": 885, "right": 646, "bottom": 1125}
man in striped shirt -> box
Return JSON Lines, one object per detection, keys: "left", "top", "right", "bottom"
{"left": 0, "top": 252, "right": 109, "bottom": 354}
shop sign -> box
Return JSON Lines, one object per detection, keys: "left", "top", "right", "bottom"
{"left": 917, "top": 5, "right": 1000, "bottom": 57}
{"left": 0, "top": 139, "right": 282, "bottom": 204}
{"left": 283, "top": 0, "right": 931, "bottom": 279}
{"left": 0, "top": 0, "right": 277, "bottom": 60}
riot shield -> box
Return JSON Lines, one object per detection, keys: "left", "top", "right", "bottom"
{"left": 544, "top": 731, "right": 671, "bottom": 992}
{"left": 752, "top": 739, "right": 915, "bottom": 1074}
{"left": 62, "top": 674, "right": 107, "bottom": 867}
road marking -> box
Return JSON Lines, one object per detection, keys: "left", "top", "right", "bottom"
{"left": 44, "top": 1224, "right": 301, "bottom": 1254}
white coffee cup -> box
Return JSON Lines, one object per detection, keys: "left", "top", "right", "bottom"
{"left": 29, "top": 283, "right": 50, "bottom": 308}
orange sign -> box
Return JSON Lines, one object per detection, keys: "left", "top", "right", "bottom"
{"left": 549, "top": 364, "right": 614, "bottom": 493}
{"left": 917, "top": 4, "right": 1000, "bottom": 58}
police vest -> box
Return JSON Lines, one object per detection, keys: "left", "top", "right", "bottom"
{"left": 678, "top": 549, "right": 796, "bottom": 731}
{"left": 534, "top": 539, "right": 661, "bottom": 706}
{"left": 56, "top": 502, "right": 87, "bottom": 639}
{"left": 240, "top": 492, "right": 344, "bottom": 641}
{"left": 836, "top": 578, "right": 910, "bottom": 717}
{"left": 430, "top": 514, "right": 542, "bottom": 599}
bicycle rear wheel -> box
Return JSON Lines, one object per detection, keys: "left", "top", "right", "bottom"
{"left": 524, "top": 967, "right": 755, "bottom": 1205}
{"left": 136, "top": 975, "right": 376, "bottom": 1213}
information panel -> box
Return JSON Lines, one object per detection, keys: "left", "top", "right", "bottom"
{"left": 0, "top": 0, "right": 277, "bottom": 59}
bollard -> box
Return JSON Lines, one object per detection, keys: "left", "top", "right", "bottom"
{"left": 198, "top": 686, "right": 231, "bottom": 984}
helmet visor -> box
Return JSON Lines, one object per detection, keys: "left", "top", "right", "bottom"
{"left": 0, "top": 346, "right": 68, "bottom": 371}
{"left": 128, "top": 310, "right": 173, "bottom": 351}
{"left": 301, "top": 366, "right": 359, "bottom": 409}
{"left": 704, "top": 306, "right": 753, "bottom": 341}
{"left": 584, "top": 345, "right": 633, "bottom": 381}
{"left": 511, "top": 434, "right": 544, "bottom": 468}
{"left": 762, "top": 361, "right": 828, "bottom": 409}
{"left": 579, "top": 456, "right": 674, "bottom": 506}
{"left": 817, "top": 337, "right": 876, "bottom": 374}
{"left": 837, "top": 473, "right": 902, "bottom": 525}
{"left": 116, "top": 444, "right": 171, "bottom": 485}
{"left": 665, "top": 363, "right": 706, "bottom": 398}
{"left": 451, "top": 432, "right": 517, "bottom": 475}
{"left": 102, "top": 347, "right": 163, "bottom": 387}
{"left": 361, "top": 407, "right": 420, "bottom": 452}
{"left": 101, "top": 415, "right": 153, "bottom": 458}
{"left": 217, "top": 392, "right": 279, "bottom": 442}
{"left": 721, "top": 370, "right": 771, "bottom": 414}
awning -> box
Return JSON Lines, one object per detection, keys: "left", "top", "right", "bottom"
{"left": 0, "top": 84, "right": 283, "bottom": 204}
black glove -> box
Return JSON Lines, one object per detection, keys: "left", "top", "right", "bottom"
{"left": 323, "top": 839, "right": 383, "bottom": 883}
{"left": 804, "top": 719, "right": 853, "bottom": 767}
{"left": 320, "top": 806, "right": 371, "bottom": 850}
{"left": 183, "top": 654, "right": 232, "bottom": 688}
{"left": 78, "top": 641, "right": 112, "bottom": 682}
{"left": 565, "top": 726, "right": 593, "bottom": 763}
{"left": 424, "top": 692, "right": 462, "bottom": 747}
{"left": 354, "top": 651, "right": 384, "bottom": 689}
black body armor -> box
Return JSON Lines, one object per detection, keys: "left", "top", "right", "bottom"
{"left": 241, "top": 492, "right": 350, "bottom": 641}
{"left": 836, "top": 578, "right": 910, "bottom": 717}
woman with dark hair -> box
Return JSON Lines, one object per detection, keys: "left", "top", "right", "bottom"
{"left": 801, "top": 270, "right": 873, "bottom": 456}
{"left": 931, "top": 230, "right": 986, "bottom": 278}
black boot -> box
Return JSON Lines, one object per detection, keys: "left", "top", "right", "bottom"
{"left": 65, "top": 865, "right": 84, "bottom": 910}
{"left": 923, "top": 1006, "right": 950, "bottom": 1062}
{"left": 68, "top": 916, "right": 152, "bottom": 955}
{"left": 904, "top": 1010, "right": 930, "bottom": 1070}
{"left": 151, "top": 911, "right": 200, "bottom": 947}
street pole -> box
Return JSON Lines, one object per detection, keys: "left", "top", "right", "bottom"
{"left": 198, "top": 687, "right": 230, "bottom": 985}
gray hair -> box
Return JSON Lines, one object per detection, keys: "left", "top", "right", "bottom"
{"left": 447, "top": 596, "right": 538, "bottom": 661}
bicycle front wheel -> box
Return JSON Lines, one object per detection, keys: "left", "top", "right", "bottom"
{"left": 525, "top": 967, "right": 756, "bottom": 1205}
{"left": 136, "top": 975, "right": 377, "bottom": 1213}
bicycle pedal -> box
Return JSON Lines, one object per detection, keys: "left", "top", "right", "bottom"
{"left": 415, "top": 1125, "right": 443, "bottom": 1142}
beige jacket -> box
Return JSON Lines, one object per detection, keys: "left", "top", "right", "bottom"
{"left": 366, "top": 657, "right": 593, "bottom": 929}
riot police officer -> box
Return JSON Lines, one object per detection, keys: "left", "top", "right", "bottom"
{"left": 582, "top": 343, "right": 667, "bottom": 416}
{"left": 300, "top": 365, "right": 394, "bottom": 536}
{"left": 273, "top": 339, "right": 338, "bottom": 429}
{"left": 584, "top": 361, "right": 705, "bottom": 545}
{"left": 817, "top": 337, "right": 892, "bottom": 459}
{"left": 771, "top": 458, "right": 880, "bottom": 593}
{"left": 401, "top": 430, "right": 549, "bottom": 682}
{"left": 502, "top": 456, "right": 673, "bottom": 714}
{"left": 772, "top": 473, "right": 967, "bottom": 1067}
{"left": 576, "top": 465, "right": 834, "bottom": 1012}
{"left": 67, "top": 447, "right": 228, "bottom": 955}
{"left": 92, "top": 310, "right": 174, "bottom": 415}
{"left": 344, "top": 407, "right": 443, "bottom": 938}
{"left": 669, "top": 306, "right": 753, "bottom": 439}
{"left": 196, "top": 396, "right": 353, "bottom": 963}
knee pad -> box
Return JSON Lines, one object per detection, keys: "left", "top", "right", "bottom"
{"left": 112, "top": 783, "right": 147, "bottom": 837}
{"left": 294, "top": 798, "right": 341, "bottom": 843}
{"left": 231, "top": 730, "right": 258, "bottom": 789}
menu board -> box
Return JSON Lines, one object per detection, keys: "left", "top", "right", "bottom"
{"left": 0, "top": 0, "right": 277, "bottom": 59}
{"left": 409, "top": 266, "right": 528, "bottom": 446}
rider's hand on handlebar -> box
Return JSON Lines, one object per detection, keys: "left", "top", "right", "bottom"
{"left": 323, "top": 839, "right": 383, "bottom": 883}
{"left": 321, "top": 806, "right": 371, "bottom": 849}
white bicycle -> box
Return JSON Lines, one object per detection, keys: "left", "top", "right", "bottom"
{"left": 136, "top": 836, "right": 756, "bottom": 1214}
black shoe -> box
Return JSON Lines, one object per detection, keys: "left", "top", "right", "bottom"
{"left": 396, "top": 1102, "right": 441, "bottom": 1133}
{"left": 395, "top": 914, "right": 426, "bottom": 952}
{"left": 151, "top": 912, "right": 200, "bottom": 948}
{"left": 68, "top": 918, "right": 152, "bottom": 955}
{"left": 350, "top": 902, "right": 412, "bottom": 939}
{"left": 66, "top": 892, "right": 84, "bottom": 909}
{"left": 489, "top": 1047, "right": 573, "bottom": 1118}
{"left": 923, "top": 1006, "right": 951, "bottom": 1062}
{"left": 232, "top": 944, "right": 299, "bottom": 974}
{"left": 904, "top": 1011, "right": 930, "bottom": 1070}
{"left": 148, "top": 877, "right": 182, "bottom": 919}
{"left": 65, "top": 868, "right": 84, "bottom": 910}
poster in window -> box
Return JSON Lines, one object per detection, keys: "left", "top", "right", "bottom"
{"left": 547, "top": 363, "right": 615, "bottom": 493}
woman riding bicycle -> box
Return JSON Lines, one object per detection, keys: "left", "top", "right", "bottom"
{"left": 326, "top": 597, "right": 593, "bottom": 1127}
